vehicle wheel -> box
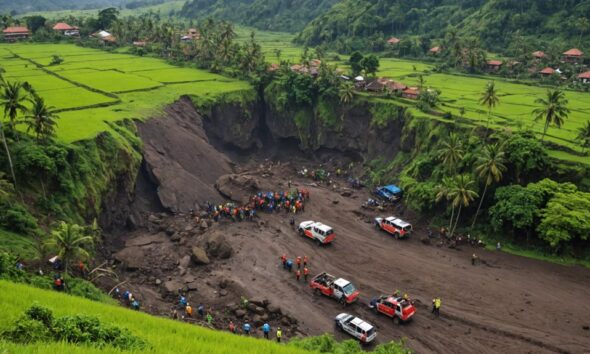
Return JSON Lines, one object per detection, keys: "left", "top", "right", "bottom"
{"left": 314, "top": 288, "right": 321, "bottom": 296}
{"left": 298, "top": 229, "right": 304, "bottom": 236}
{"left": 372, "top": 306, "right": 378, "bottom": 314}
{"left": 316, "top": 239, "right": 322, "bottom": 247}
{"left": 394, "top": 233, "right": 399, "bottom": 240}
{"left": 393, "top": 316, "right": 400, "bottom": 325}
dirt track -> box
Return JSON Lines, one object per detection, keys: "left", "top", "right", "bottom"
{"left": 102, "top": 102, "right": 590, "bottom": 353}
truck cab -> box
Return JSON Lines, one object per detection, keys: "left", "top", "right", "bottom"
{"left": 374, "top": 216, "right": 412, "bottom": 238}
{"left": 369, "top": 295, "right": 416, "bottom": 323}
{"left": 310, "top": 272, "right": 360, "bottom": 304}
{"left": 298, "top": 221, "right": 336, "bottom": 245}
{"left": 334, "top": 313, "right": 377, "bottom": 344}
{"left": 375, "top": 184, "right": 403, "bottom": 202}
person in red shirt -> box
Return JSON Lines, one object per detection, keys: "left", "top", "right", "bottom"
{"left": 303, "top": 267, "right": 310, "bottom": 281}
{"left": 296, "top": 256, "right": 301, "bottom": 269}
{"left": 295, "top": 269, "right": 301, "bottom": 282}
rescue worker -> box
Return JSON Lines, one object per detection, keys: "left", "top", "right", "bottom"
{"left": 78, "top": 261, "right": 85, "bottom": 278}
{"left": 303, "top": 267, "right": 310, "bottom": 281}
{"left": 403, "top": 293, "right": 409, "bottom": 301}
{"left": 472, "top": 253, "right": 479, "bottom": 266}
{"left": 496, "top": 242, "right": 502, "bottom": 251}
{"left": 243, "top": 321, "right": 251, "bottom": 336}
{"left": 262, "top": 322, "right": 271, "bottom": 339}
{"left": 179, "top": 295, "right": 187, "bottom": 308}
{"left": 131, "top": 298, "right": 140, "bottom": 310}
{"left": 432, "top": 297, "right": 441, "bottom": 317}
{"left": 185, "top": 303, "right": 193, "bottom": 318}
{"left": 296, "top": 256, "right": 302, "bottom": 269}
{"left": 276, "top": 327, "right": 282, "bottom": 343}
{"left": 171, "top": 308, "right": 179, "bottom": 320}
{"left": 295, "top": 269, "right": 301, "bottom": 281}
{"left": 286, "top": 259, "right": 293, "bottom": 272}
{"left": 281, "top": 254, "right": 287, "bottom": 268}
{"left": 114, "top": 287, "right": 121, "bottom": 299}
{"left": 303, "top": 256, "right": 308, "bottom": 267}
{"left": 393, "top": 289, "right": 400, "bottom": 297}
{"left": 206, "top": 312, "right": 213, "bottom": 325}
{"left": 197, "top": 303, "right": 205, "bottom": 317}
{"left": 229, "top": 320, "right": 235, "bottom": 333}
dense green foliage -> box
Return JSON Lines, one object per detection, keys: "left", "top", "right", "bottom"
{"left": 2, "top": 304, "right": 147, "bottom": 349}
{"left": 0, "top": 0, "right": 130, "bottom": 15}
{"left": 288, "top": 334, "right": 410, "bottom": 353}
{"left": 181, "top": 0, "right": 338, "bottom": 32}
{"left": 297, "top": 0, "right": 590, "bottom": 53}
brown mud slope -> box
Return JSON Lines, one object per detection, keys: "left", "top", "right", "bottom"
{"left": 101, "top": 99, "right": 590, "bottom": 353}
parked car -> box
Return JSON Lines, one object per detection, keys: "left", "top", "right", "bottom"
{"left": 369, "top": 295, "right": 416, "bottom": 323}
{"left": 374, "top": 216, "right": 412, "bottom": 238}
{"left": 310, "top": 272, "right": 360, "bottom": 304}
{"left": 298, "top": 221, "right": 336, "bottom": 245}
{"left": 374, "top": 184, "right": 402, "bottom": 202}
{"left": 334, "top": 313, "right": 377, "bottom": 343}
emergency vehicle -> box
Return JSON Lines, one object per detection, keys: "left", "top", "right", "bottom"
{"left": 374, "top": 216, "right": 412, "bottom": 238}
{"left": 298, "top": 221, "right": 336, "bottom": 245}
{"left": 369, "top": 295, "right": 416, "bottom": 323}
{"left": 334, "top": 313, "right": 377, "bottom": 344}
{"left": 310, "top": 272, "right": 360, "bottom": 304}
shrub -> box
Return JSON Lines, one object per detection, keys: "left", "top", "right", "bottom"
{"left": 0, "top": 203, "right": 39, "bottom": 234}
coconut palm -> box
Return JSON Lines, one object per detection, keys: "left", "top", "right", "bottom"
{"left": 471, "top": 143, "right": 506, "bottom": 229}
{"left": 437, "top": 132, "right": 464, "bottom": 173}
{"left": 339, "top": 81, "right": 355, "bottom": 103}
{"left": 436, "top": 176, "right": 456, "bottom": 231}
{"left": 0, "top": 171, "right": 13, "bottom": 203}
{"left": 0, "top": 118, "right": 16, "bottom": 187}
{"left": 0, "top": 80, "right": 27, "bottom": 133}
{"left": 47, "top": 221, "right": 94, "bottom": 273}
{"left": 576, "top": 120, "right": 590, "bottom": 155}
{"left": 479, "top": 81, "right": 499, "bottom": 132}
{"left": 23, "top": 95, "right": 59, "bottom": 143}
{"left": 533, "top": 89, "right": 569, "bottom": 141}
{"left": 448, "top": 174, "right": 478, "bottom": 237}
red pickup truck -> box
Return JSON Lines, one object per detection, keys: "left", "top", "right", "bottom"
{"left": 310, "top": 272, "right": 360, "bottom": 305}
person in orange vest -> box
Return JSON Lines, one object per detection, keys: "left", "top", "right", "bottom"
{"left": 185, "top": 303, "right": 193, "bottom": 318}
{"left": 303, "top": 256, "right": 308, "bottom": 267}
{"left": 229, "top": 320, "right": 235, "bottom": 333}
{"left": 281, "top": 254, "right": 287, "bottom": 269}
{"left": 78, "top": 261, "right": 86, "bottom": 278}
{"left": 303, "top": 267, "right": 309, "bottom": 281}
{"left": 295, "top": 269, "right": 301, "bottom": 281}
{"left": 296, "top": 256, "right": 301, "bottom": 269}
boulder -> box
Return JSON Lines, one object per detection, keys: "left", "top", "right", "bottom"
{"left": 184, "top": 225, "right": 194, "bottom": 232}
{"left": 247, "top": 303, "right": 258, "bottom": 313}
{"left": 235, "top": 309, "right": 246, "bottom": 318}
{"left": 252, "top": 314, "right": 264, "bottom": 327}
{"left": 191, "top": 246, "right": 210, "bottom": 265}
{"left": 250, "top": 298, "right": 268, "bottom": 307}
{"left": 155, "top": 279, "right": 162, "bottom": 285}
{"left": 219, "top": 278, "right": 228, "bottom": 289}
{"left": 341, "top": 191, "right": 352, "bottom": 197}
{"left": 219, "top": 289, "right": 228, "bottom": 297}
{"left": 215, "top": 174, "right": 260, "bottom": 204}
{"left": 200, "top": 220, "right": 209, "bottom": 230}
{"left": 267, "top": 304, "right": 281, "bottom": 314}
{"left": 254, "top": 306, "right": 265, "bottom": 315}
{"left": 165, "top": 227, "right": 175, "bottom": 236}
{"left": 163, "top": 280, "right": 182, "bottom": 294}
{"left": 179, "top": 255, "right": 191, "bottom": 268}
{"left": 170, "top": 232, "right": 181, "bottom": 242}
{"left": 226, "top": 303, "right": 238, "bottom": 312}
{"left": 148, "top": 214, "right": 161, "bottom": 224}
{"left": 205, "top": 232, "right": 233, "bottom": 259}
{"left": 186, "top": 281, "right": 198, "bottom": 291}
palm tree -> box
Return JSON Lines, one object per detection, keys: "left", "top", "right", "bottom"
{"left": 436, "top": 176, "right": 456, "bottom": 231}
{"left": 532, "top": 89, "right": 569, "bottom": 141}
{"left": 437, "top": 132, "right": 464, "bottom": 173}
{"left": 24, "top": 95, "right": 59, "bottom": 143}
{"left": 0, "top": 119, "right": 16, "bottom": 187}
{"left": 339, "top": 81, "right": 355, "bottom": 103}
{"left": 471, "top": 143, "right": 506, "bottom": 229}
{"left": 0, "top": 171, "right": 13, "bottom": 203}
{"left": 448, "top": 174, "right": 478, "bottom": 237}
{"left": 1, "top": 80, "right": 27, "bottom": 133}
{"left": 47, "top": 221, "right": 94, "bottom": 274}
{"left": 479, "top": 81, "right": 499, "bottom": 132}
{"left": 576, "top": 120, "right": 590, "bottom": 155}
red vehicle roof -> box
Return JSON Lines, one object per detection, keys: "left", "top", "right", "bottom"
{"left": 3, "top": 26, "right": 29, "bottom": 34}
{"left": 563, "top": 48, "right": 583, "bottom": 57}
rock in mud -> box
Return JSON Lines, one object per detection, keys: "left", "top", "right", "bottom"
{"left": 219, "top": 289, "right": 228, "bottom": 297}
{"left": 267, "top": 304, "right": 281, "bottom": 314}
{"left": 252, "top": 315, "right": 264, "bottom": 326}
{"left": 163, "top": 280, "right": 183, "bottom": 294}
{"left": 219, "top": 278, "right": 228, "bottom": 289}
{"left": 215, "top": 174, "right": 260, "bottom": 204}
{"left": 200, "top": 220, "right": 208, "bottom": 230}
{"left": 148, "top": 214, "right": 162, "bottom": 224}
{"left": 170, "top": 232, "right": 181, "bottom": 242}
{"left": 155, "top": 279, "right": 162, "bottom": 285}
{"left": 191, "top": 246, "right": 210, "bottom": 265}
{"left": 204, "top": 233, "right": 232, "bottom": 259}
{"left": 254, "top": 307, "right": 265, "bottom": 315}
{"left": 226, "top": 303, "right": 238, "bottom": 312}
{"left": 179, "top": 255, "right": 191, "bottom": 268}
{"left": 341, "top": 191, "right": 352, "bottom": 197}
{"left": 250, "top": 298, "right": 268, "bottom": 307}
{"left": 235, "top": 309, "right": 246, "bottom": 318}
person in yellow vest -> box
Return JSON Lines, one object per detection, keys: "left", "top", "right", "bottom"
{"left": 432, "top": 297, "right": 441, "bottom": 317}
{"left": 276, "top": 327, "right": 282, "bottom": 343}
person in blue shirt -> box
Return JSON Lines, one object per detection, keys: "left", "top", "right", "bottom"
{"left": 197, "top": 303, "right": 204, "bottom": 317}
{"left": 286, "top": 259, "right": 293, "bottom": 272}
{"left": 131, "top": 299, "right": 140, "bottom": 310}
{"left": 243, "top": 321, "right": 251, "bottom": 335}
{"left": 179, "top": 295, "right": 187, "bottom": 308}
{"left": 262, "top": 323, "right": 271, "bottom": 339}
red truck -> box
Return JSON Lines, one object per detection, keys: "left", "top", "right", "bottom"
{"left": 310, "top": 272, "right": 360, "bottom": 305}
{"left": 369, "top": 295, "right": 416, "bottom": 323}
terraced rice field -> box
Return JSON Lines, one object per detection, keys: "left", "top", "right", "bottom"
{"left": 0, "top": 43, "right": 252, "bottom": 142}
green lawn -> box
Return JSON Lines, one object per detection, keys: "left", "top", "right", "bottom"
{"left": 0, "top": 43, "right": 253, "bottom": 143}
{"left": 0, "top": 280, "right": 308, "bottom": 354}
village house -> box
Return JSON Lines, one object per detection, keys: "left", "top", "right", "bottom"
{"left": 387, "top": 37, "right": 400, "bottom": 45}
{"left": 181, "top": 28, "right": 200, "bottom": 41}
{"left": 364, "top": 77, "right": 407, "bottom": 94}
{"left": 562, "top": 48, "right": 583, "bottom": 63}
{"left": 52, "top": 22, "right": 79, "bottom": 37}
{"left": 92, "top": 30, "right": 116, "bottom": 44}
{"left": 486, "top": 60, "right": 503, "bottom": 72}
{"left": 578, "top": 71, "right": 590, "bottom": 84}
{"left": 133, "top": 41, "right": 147, "bottom": 47}
{"left": 402, "top": 87, "right": 420, "bottom": 100}
{"left": 532, "top": 51, "right": 546, "bottom": 60}
{"left": 539, "top": 67, "right": 555, "bottom": 77}
{"left": 429, "top": 46, "right": 441, "bottom": 55}
{"left": 2, "top": 27, "right": 30, "bottom": 42}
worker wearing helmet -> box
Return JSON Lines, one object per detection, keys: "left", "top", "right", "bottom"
{"left": 432, "top": 297, "right": 441, "bottom": 317}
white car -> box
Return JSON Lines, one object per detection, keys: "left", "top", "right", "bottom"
{"left": 298, "top": 221, "right": 336, "bottom": 245}
{"left": 374, "top": 216, "right": 412, "bottom": 238}
{"left": 334, "top": 313, "right": 377, "bottom": 344}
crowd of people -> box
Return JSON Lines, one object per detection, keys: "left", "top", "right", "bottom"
{"left": 113, "top": 287, "right": 141, "bottom": 311}
{"left": 280, "top": 254, "right": 311, "bottom": 282}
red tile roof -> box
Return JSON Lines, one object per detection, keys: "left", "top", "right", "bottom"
{"left": 487, "top": 60, "right": 503, "bottom": 66}
{"left": 3, "top": 26, "right": 29, "bottom": 34}
{"left": 53, "top": 22, "right": 74, "bottom": 30}
{"left": 429, "top": 46, "right": 441, "bottom": 53}
{"left": 539, "top": 67, "right": 555, "bottom": 75}
{"left": 532, "top": 51, "right": 545, "bottom": 58}
{"left": 563, "top": 48, "right": 583, "bottom": 57}
{"left": 387, "top": 37, "right": 400, "bottom": 44}
{"left": 578, "top": 71, "right": 590, "bottom": 79}
{"left": 403, "top": 87, "right": 419, "bottom": 95}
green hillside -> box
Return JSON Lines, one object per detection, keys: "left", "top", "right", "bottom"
{"left": 181, "top": 0, "right": 338, "bottom": 32}
{"left": 297, "top": 0, "right": 590, "bottom": 52}
{"left": 0, "top": 280, "right": 308, "bottom": 354}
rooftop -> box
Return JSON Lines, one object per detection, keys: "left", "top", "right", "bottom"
{"left": 3, "top": 26, "right": 29, "bottom": 34}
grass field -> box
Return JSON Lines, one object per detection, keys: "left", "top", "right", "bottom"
{"left": 0, "top": 43, "right": 252, "bottom": 142}
{"left": 0, "top": 280, "right": 308, "bottom": 354}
